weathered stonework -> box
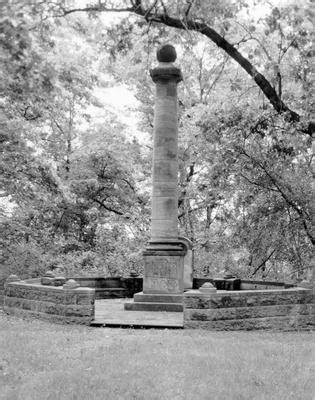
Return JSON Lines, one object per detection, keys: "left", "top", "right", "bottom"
{"left": 143, "top": 254, "right": 184, "bottom": 294}
{"left": 4, "top": 280, "right": 95, "bottom": 325}
{"left": 184, "top": 288, "right": 314, "bottom": 330}
{"left": 125, "top": 44, "right": 191, "bottom": 312}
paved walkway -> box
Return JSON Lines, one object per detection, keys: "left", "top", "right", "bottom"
{"left": 92, "top": 299, "right": 183, "bottom": 328}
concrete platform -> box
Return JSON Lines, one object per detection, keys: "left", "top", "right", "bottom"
{"left": 92, "top": 298, "right": 183, "bottom": 328}
{"left": 124, "top": 292, "right": 183, "bottom": 312}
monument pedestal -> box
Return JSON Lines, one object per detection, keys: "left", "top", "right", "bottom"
{"left": 125, "top": 243, "right": 186, "bottom": 312}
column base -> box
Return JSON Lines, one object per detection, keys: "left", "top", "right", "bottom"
{"left": 125, "top": 241, "right": 186, "bottom": 312}
{"left": 142, "top": 242, "right": 186, "bottom": 294}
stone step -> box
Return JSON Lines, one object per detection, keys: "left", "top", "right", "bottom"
{"left": 95, "top": 288, "right": 127, "bottom": 300}
{"left": 90, "top": 319, "right": 183, "bottom": 329}
{"left": 134, "top": 292, "right": 183, "bottom": 304}
{"left": 124, "top": 301, "right": 183, "bottom": 312}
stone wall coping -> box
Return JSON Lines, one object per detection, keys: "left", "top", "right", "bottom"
{"left": 240, "top": 279, "right": 287, "bottom": 285}
{"left": 184, "top": 287, "right": 312, "bottom": 297}
{"left": 184, "top": 290, "right": 215, "bottom": 297}
{"left": 5, "top": 281, "right": 95, "bottom": 293}
{"left": 25, "top": 278, "right": 41, "bottom": 283}
{"left": 71, "top": 276, "right": 121, "bottom": 280}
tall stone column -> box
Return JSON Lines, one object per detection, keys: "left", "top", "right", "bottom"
{"left": 125, "top": 44, "right": 188, "bottom": 312}
{"left": 150, "top": 46, "right": 182, "bottom": 242}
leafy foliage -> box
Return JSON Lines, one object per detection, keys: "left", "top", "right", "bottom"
{"left": 0, "top": 0, "right": 313, "bottom": 283}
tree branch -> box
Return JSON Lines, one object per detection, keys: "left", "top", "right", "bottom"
{"left": 60, "top": 1, "right": 313, "bottom": 135}
{"left": 239, "top": 173, "right": 278, "bottom": 193}
{"left": 93, "top": 198, "right": 124, "bottom": 215}
{"left": 132, "top": 9, "right": 301, "bottom": 123}
{"left": 61, "top": 4, "right": 134, "bottom": 16}
{"left": 241, "top": 150, "right": 314, "bottom": 245}
{"left": 251, "top": 248, "right": 276, "bottom": 277}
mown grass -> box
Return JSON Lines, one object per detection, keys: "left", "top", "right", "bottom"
{"left": 0, "top": 313, "right": 314, "bottom": 400}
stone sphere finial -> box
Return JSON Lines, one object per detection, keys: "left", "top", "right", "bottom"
{"left": 157, "top": 44, "right": 177, "bottom": 62}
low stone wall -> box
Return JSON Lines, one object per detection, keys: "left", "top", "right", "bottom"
{"left": 240, "top": 280, "right": 294, "bottom": 290}
{"left": 184, "top": 287, "right": 314, "bottom": 331}
{"left": 73, "top": 277, "right": 122, "bottom": 288}
{"left": 72, "top": 276, "right": 143, "bottom": 299}
{"left": 4, "top": 279, "right": 95, "bottom": 325}
{"left": 193, "top": 278, "right": 295, "bottom": 291}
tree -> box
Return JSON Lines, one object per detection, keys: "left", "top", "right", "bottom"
{"left": 1, "top": 0, "right": 312, "bottom": 282}
{"left": 0, "top": 1, "right": 150, "bottom": 280}
{"left": 60, "top": 0, "right": 314, "bottom": 135}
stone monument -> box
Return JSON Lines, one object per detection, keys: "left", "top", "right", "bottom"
{"left": 125, "top": 44, "right": 192, "bottom": 312}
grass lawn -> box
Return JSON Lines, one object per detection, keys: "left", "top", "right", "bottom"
{"left": 0, "top": 313, "right": 314, "bottom": 400}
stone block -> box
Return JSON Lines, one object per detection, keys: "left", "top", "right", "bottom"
{"left": 35, "top": 301, "right": 56, "bottom": 314}
{"left": 155, "top": 98, "right": 178, "bottom": 116}
{"left": 152, "top": 197, "right": 177, "bottom": 220}
{"left": 143, "top": 254, "right": 184, "bottom": 294}
{"left": 183, "top": 287, "right": 314, "bottom": 331}
{"left": 41, "top": 302, "right": 60, "bottom": 315}
{"left": 65, "top": 305, "right": 94, "bottom": 317}
{"left": 143, "top": 277, "right": 181, "bottom": 294}
{"left": 76, "top": 292, "right": 95, "bottom": 305}
{"left": 64, "top": 292, "right": 78, "bottom": 305}
{"left": 153, "top": 182, "right": 177, "bottom": 197}
{"left": 3, "top": 280, "right": 95, "bottom": 325}
{"left": 184, "top": 288, "right": 313, "bottom": 309}
{"left": 152, "top": 159, "right": 177, "bottom": 183}
{"left": 184, "top": 315, "right": 314, "bottom": 331}
{"left": 4, "top": 296, "right": 22, "bottom": 309}
{"left": 154, "top": 139, "right": 177, "bottom": 161}
{"left": 3, "top": 306, "right": 93, "bottom": 325}
{"left": 144, "top": 256, "right": 181, "bottom": 279}
{"left": 150, "top": 219, "right": 178, "bottom": 239}
{"left": 21, "top": 298, "right": 34, "bottom": 311}
{"left": 184, "top": 304, "right": 314, "bottom": 322}
{"left": 134, "top": 292, "right": 183, "bottom": 304}
{"left": 240, "top": 280, "right": 286, "bottom": 290}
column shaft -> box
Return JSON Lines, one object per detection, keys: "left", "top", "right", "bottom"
{"left": 151, "top": 80, "right": 179, "bottom": 241}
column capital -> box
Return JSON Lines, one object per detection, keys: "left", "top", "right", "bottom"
{"left": 150, "top": 65, "right": 182, "bottom": 83}
{"left": 150, "top": 44, "right": 182, "bottom": 83}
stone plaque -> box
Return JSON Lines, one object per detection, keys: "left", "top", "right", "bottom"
{"left": 144, "top": 277, "right": 180, "bottom": 294}
{"left": 143, "top": 254, "right": 184, "bottom": 294}
{"left": 145, "top": 256, "right": 179, "bottom": 279}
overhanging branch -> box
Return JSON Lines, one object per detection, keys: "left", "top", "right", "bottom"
{"left": 60, "top": 1, "right": 313, "bottom": 135}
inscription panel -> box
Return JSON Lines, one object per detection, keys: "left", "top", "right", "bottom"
{"left": 143, "top": 254, "right": 184, "bottom": 294}
{"left": 144, "top": 277, "right": 180, "bottom": 294}
{"left": 144, "top": 256, "right": 180, "bottom": 279}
